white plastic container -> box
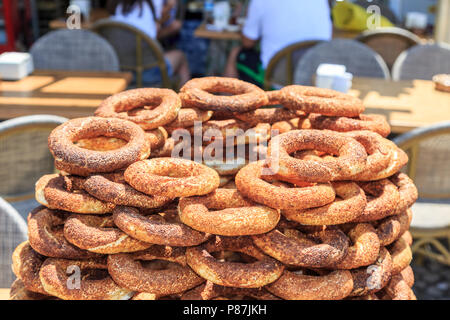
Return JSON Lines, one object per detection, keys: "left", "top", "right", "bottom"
{"left": 315, "top": 63, "right": 353, "bottom": 93}
{"left": 0, "top": 52, "right": 34, "bottom": 81}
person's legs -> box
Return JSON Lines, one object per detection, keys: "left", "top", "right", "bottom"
{"left": 164, "top": 49, "right": 191, "bottom": 85}
{"left": 224, "top": 46, "right": 242, "bottom": 78}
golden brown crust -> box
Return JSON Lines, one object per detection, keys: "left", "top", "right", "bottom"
{"left": 179, "top": 77, "right": 269, "bottom": 112}
{"left": 165, "top": 107, "right": 213, "bottom": 129}
{"left": 344, "top": 131, "right": 393, "bottom": 180}
{"left": 113, "top": 206, "right": 211, "bottom": 247}
{"left": 27, "top": 206, "right": 100, "bottom": 259}
{"left": 107, "top": 246, "right": 204, "bottom": 295}
{"left": 309, "top": 114, "right": 391, "bottom": 137}
{"left": 399, "top": 266, "right": 414, "bottom": 288}
{"left": 330, "top": 223, "right": 380, "bottom": 270}
{"left": 234, "top": 107, "right": 299, "bottom": 125}
{"left": 39, "top": 257, "right": 133, "bottom": 300}
{"left": 181, "top": 281, "right": 280, "bottom": 300}
{"left": 252, "top": 226, "right": 349, "bottom": 268}
{"left": 63, "top": 214, "right": 152, "bottom": 254}
{"left": 95, "top": 88, "right": 181, "bottom": 129}
{"left": 266, "top": 270, "right": 354, "bottom": 300}
{"left": 11, "top": 241, "right": 48, "bottom": 295}
{"left": 235, "top": 161, "right": 336, "bottom": 210}
{"left": 379, "top": 273, "right": 416, "bottom": 300}
{"left": 9, "top": 279, "right": 57, "bottom": 300}
{"left": 178, "top": 189, "right": 280, "bottom": 236}
{"left": 283, "top": 181, "right": 367, "bottom": 225}
{"left": 145, "top": 127, "right": 168, "bottom": 150}
{"left": 48, "top": 117, "right": 150, "bottom": 176}
{"left": 186, "top": 236, "right": 284, "bottom": 288}
{"left": 36, "top": 174, "right": 115, "bottom": 214}
{"left": 375, "top": 209, "right": 412, "bottom": 246}
{"left": 83, "top": 172, "right": 172, "bottom": 208}
{"left": 353, "top": 179, "right": 400, "bottom": 222}
{"left": 388, "top": 235, "right": 412, "bottom": 274}
{"left": 267, "top": 130, "right": 368, "bottom": 182}
{"left": 390, "top": 173, "right": 418, "bottom": 214}
{"left": 349, "top": 247, "right": 392, "bottom": 297}
{"left": 124, "top": 158, "right": 220, "bottom": 198}
{"left": 279, "top": 85, "right": 364, "bottom": 117}
{"left": 149, "top": 137, "right": 175, "bottom": 158}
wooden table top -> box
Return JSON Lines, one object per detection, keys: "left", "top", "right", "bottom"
{"left": 0, "top": 288, "right": 9, "bottom": 300}
{"left": 194, "top": 23, "right": 242, "bottom": 41}
{"left": 350, "top": 77, "right": 450, "bottom": 134}
{"left": 0, "top": 70, "right": 132, "bottom": 119}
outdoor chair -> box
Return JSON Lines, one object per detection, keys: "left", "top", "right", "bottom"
{"left": 91, "top": 19, "right": 173, "bottom": 88}
{"left": 264, "top": 40, "right": 322, "bottom": 90}
{"left": 392, "top": 43, "right": 450, "bottom": 81}
{"left": 357, "top": 27, "right": 422, "bottom": 71}
{"left": 30, "top": 29, "right": 120, "bottom": 71}
{"left": 293, "top": 39, "right": 390, "bottom": 86}
{"left": 393, "top": 121, "right": 450, "bottom": 266}
{"left": 0, "top": 115, "right": 67, "bottom": 219}
{"left": 0, "top": 196, "right": 28, "bottom": 288}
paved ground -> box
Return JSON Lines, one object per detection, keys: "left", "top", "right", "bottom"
{"left": 412, "top": 259, "right": 450, "bottom": 300}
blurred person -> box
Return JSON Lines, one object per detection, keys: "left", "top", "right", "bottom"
{"left": 158, "top": 0, "right": 182, "bottom": 40}
{"left": 224, "top": 0, "right": 332, "bottom": 87}
{"left": 108, "top": 0, "right": 191, "bottom": 85}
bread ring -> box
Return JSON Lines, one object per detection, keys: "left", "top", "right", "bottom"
{"left": 63, "top": 214, "right": 152, "bottom": 254}
{"left": 388, "top": 235, "right": 412, "bottom": 274}
{"left": 145, "top": 127, "right": 168, "bottom": 150}
{"left": 204, "top": 155, "right": 248, "bottom": 176}
{"left": 235, "top": 161, "right": 335, "bottom": 210}
{"left": 48, "top": 117, "right": 150, "bottom": 176}
{"left": 271, "top": 117, "right": 308, "bottom": 134}
{"left": 359, "top": 139, "right": 408, "bottom": 181}
{"left": 83, "top": 172, "right": 171, "bottom": 208}
{"left": 40, "top": 257, "right": 133, "bottom": 300}
{"left": 379, "top": 273, "right": 416, "bottom": 300}
{"left": 344, "top": 131, "right": 393, "bottom": 180}
{"left": 375, "top": 209, "right": 412, "bottom": 246}
{"left": 186, "top": 236, "right": 284, "bottom": 288}
{"left": 390, "top": 173, "right": 418, "bottom": 214}
{"left": 9, "top": 279, "right": 56, "bottom": 300}
{"left": 399, "top": 266, "right": 414, "bottom": 288}
{"left": 252, "top": 226, "right": 349, "bottom": 268}
{"left": 27, "top": 206, "right": 99, "bottom": 259}
{"left": 266, "top": 270, "right": 354, "bottom": 300}
{"left": 178, "top": 189, "right": 280, "bottom": 236}
{"left": 74, "top": 136, "right": 127, "bottom": 151}
{"left": 36, "top": 174, "right": 115, "bottom": 214}
{"left": 113, "top": 206, "right": 210, "bottom": 246}
{"left": 279, "top": 85, "right": 364, "bottom": 117}
{"left": 283, "top": 181, "right": 366, "bottom": 225}
{"left": 108, "top": 245, "right": 204, "bottom": 295}
{"left": 179, "top": 77, "right": 268, "bottom": 112}
{"left": 402, "top": 230, "right": 413, "bottom": 246}
{"left": 352, "top": 179, "right": 400, "bottom": 222}
{"left": 349, "top": 247, "right": 392, "bottom": 297}
{"left": 433, "top": 74, "right": 450, "bottom": 93}
{"left": 124, "top": 158, "right": 220, "bottom": 198}
{"left": 165, "top": 107, "right": 213, "bottom": 130}
{"left": 12, "top": 241, "right": 48, "bottom": 295}
{"left": 181, "top": 281, "right": 280, "bottom": 300}
{"left": 234, "top": 107, "right": 299, "bottom": 125}
{"left": 150, "top": 137, "right": 175, "bottom": 158}
{"left": 331, "top": 223, "right": 380, "bottom": 270}
{"left": 309, "top": 114, "right": 391, "bottom": 137}
{"left": 267, "top": 130, "right": 367, "bottom": 182}
{"left": 95, "top": 88, "right": 181, "bottom": 129}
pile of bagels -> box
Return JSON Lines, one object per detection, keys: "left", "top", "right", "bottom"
{"left": 10, "top": 77, "right": 417, "bottom": 300}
